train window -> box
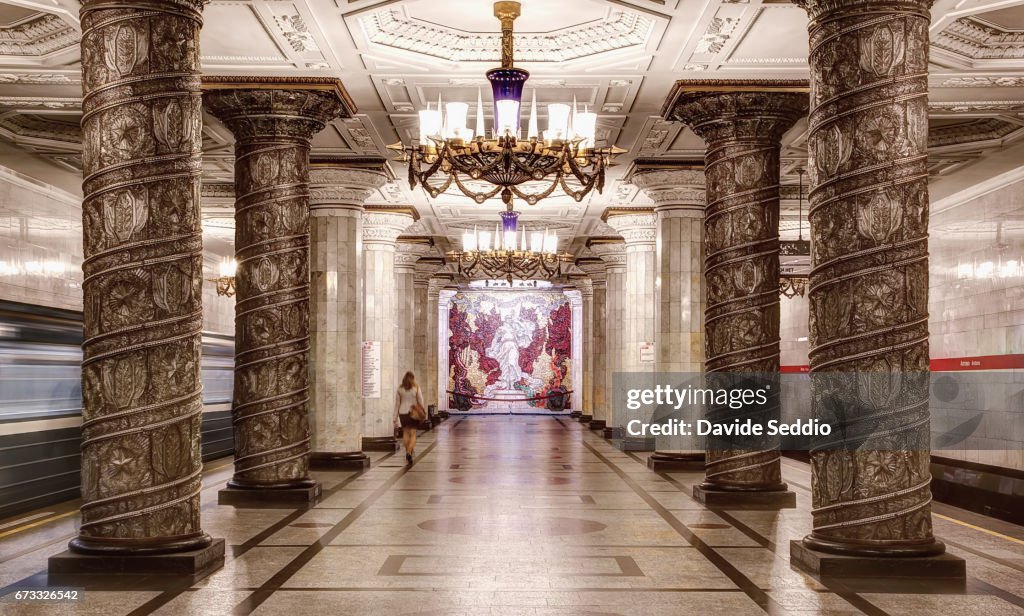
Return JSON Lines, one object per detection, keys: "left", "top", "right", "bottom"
{"left": 0, "top": 302, "right": 235, "bottom": 421}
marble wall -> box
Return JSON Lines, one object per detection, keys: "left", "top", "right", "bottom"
{"left": 777, "top": 176, "right": 1024, "bottom": 471}
{"left": 0, "top": 167, "right": 83, "bottom": 311}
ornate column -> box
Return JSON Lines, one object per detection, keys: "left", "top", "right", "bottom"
{"left": 577, "top": 259, "right": 607, "bottom": 424}
{"left": 606, "top": 211, "right": 658, "bottom": 443}
{"left": 789, "top": 0, "right": 962, "bottom": 577}
{"left": 394, "top": 239, "right": 433, "bottom": 390}
{"left": 416, "top": 260, "right": 446, "bottom": 411}
{"left": 631, "top": 162, "right": 707, "bottom": 471}
{"left": 307, "top": 161, "right": 389, "bottom": 470}
{"left": 568, "top": 277, "right": 594, "bottom": 419}
{"left": 52, "top": 0, "right": 224, "bottom": 575}
{"left": 588, "top": 239, "right": 626, "bottom": 433}
{"left": 362, "top": 209, "right": 416, "bottom": 450}
{"left": 665, "top": 80, "right": 806, "bottom": 508}
{"left": 205, "top": 77, "right": 353, "bottom": 503}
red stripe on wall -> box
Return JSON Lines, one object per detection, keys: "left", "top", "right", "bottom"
{"left": 782, "top": 355, "right": 1024, "bottom": 373}
{"left": 930, "top": 354, "right": 1024, "bottom": 372}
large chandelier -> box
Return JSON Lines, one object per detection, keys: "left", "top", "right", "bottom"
{"left": 388, "top": 1, "right": 625, "bottom": 208}
{"left": 450, "top": 210, "right": 573, "bottom": 284}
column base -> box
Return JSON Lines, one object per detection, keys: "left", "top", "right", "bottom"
{"left": 620, "top": 436, "right": 656, "bottom": 451}
{"left": 578, "top": 414, "right": 593, "bottom": 423}
{"left": 693, "top": 484, "right": 796, "bottom": 509}
{"left": 310, "top": 451, "right": 370, "bottom": 471}
{"left": 648, "top": 452, "right": 705, "bottom": 471}
{"left": 570, "top": 411, "right": 582, "bottom": 419}
{"left": 603, "top": 426, "right": 619, "bottom": 440}
{"left": 218, "top": 483, "right": 321, "bottom": 506}
{"left": 49, "top": 538, "right": 225, "bottom": 581}
{"left": 790, "top": 539, "right": 965, "bottom": 579}
{"left": 362, "top": 436, "right": 400, "bottom": 452}
{"left": 588, "top": 419, "right": 606, "bottom": 431}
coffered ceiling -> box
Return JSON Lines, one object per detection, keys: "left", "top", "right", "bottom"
{"left": 0, "top": 0, "right": 1022, "bottom": 254}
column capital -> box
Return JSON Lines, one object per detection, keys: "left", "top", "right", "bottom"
{"left": 427, "top": 274, "right": 454, "bottom": 298}
{"left": 203, "top": 76, "right": 355, "bottom": 143}
{"left": 576, "top": 257, "right": 607, "bottom": 286}
{"left": 415, "top": 256, "right": 446, "bottom": 286}
{"left": 588, "top": 240, "right": 627, "bottom": 269}
{"left": 663, "top": 79, "right": 809, "bottom": 147}
{"left": 310, "top": 160, "right": 392, "bottom": 211}
{"left": 627, "top": 160, "right": 706, "bottom": 212}
{"left": 362, "top": 209, "right": 415, "bottom": 247}
{"left": 571, "top": 276, "right": 594, "bottom": 299}
{"left": 604, "top": 209, "right": 657, "bottom": 247}
{"left": 395, "top": 239, "right": 433, "bottom": 273}
{"left": 792, "top": 0, "right": 933, "bottom": 22}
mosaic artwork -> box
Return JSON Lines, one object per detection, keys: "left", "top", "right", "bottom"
{"left": 448, "top": 291, "right": 572, "bottom": 411}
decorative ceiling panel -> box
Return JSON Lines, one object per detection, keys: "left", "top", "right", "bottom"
{"left": 352, "top": 4, "right": 659, "bottom": 64}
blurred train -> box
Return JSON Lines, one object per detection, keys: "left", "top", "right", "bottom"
{"left": 0, "top": 300, "right": 235, "bottom": 520}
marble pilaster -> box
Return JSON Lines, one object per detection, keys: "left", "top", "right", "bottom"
{"left": 307, "top": 163, "right": 389, "bottom": 470}
{"left": 362, "top": 210, "right": 415, "bottom": 449}
{"left": 577, "top": 259, "right": 607, "bottom": 424}
{"left": 588, "top": 240, "right": 626, "bottom": 432}
{"left": 62, "top": 0, "right": 219, "bottom": 565}
{"left": 205, "top": 77, "right": 353, "bottom": 499}
{"left": 415, "top": 261, "right": 446, "bottom": 409}
{"left": 394, "top": 240, "right": 433, "bottom": 388}
{"left": 570, "top": 277, "right": 595, "bottom": 418}
{"left": 790, "top": 0, "right": 959, "bottom": 575}
{"left": 607, "top": 212, "right": 658, "bottom": 441}
{"left": 665, "top": 80, "right": 806, "bottom": 507}
{"left": 631, "top": 163, "right": 707, "bottom": 470}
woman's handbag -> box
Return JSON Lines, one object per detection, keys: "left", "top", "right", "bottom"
{"left": 410, "top": 387, "right": 427, "bottom": 422}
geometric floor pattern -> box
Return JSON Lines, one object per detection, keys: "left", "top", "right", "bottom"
{"left": 2, "top": 415, "right": 1024, "bottom": 615}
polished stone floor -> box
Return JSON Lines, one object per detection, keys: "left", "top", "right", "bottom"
{"left": 2, "top": 415, "right": 1024, "bottom": 615}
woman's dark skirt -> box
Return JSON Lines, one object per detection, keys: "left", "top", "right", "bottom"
{"left": 398, "top": 413, "right": 418, "bottom": 428}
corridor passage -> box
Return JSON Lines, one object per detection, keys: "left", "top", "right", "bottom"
{"left": 2, "top": 415, "right": 1024, "bottom": 615}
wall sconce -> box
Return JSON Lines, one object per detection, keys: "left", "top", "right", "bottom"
{"left": 780, "top": 275, "right": 808, "bottom": 299}
{"left": 208, "top": 257, "right": 237, "bottom": 298}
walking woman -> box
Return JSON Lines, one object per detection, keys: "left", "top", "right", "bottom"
{"left": 394, "top": 371, "right": 426, "bottom": 465}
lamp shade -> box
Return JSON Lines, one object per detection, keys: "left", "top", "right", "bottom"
{"left": 487, "top": 67, "right": 529, "bottom": 136}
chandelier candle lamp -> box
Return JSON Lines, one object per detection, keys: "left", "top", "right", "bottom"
{"left": 450, "top": 210, "right": 573, "bottom": 284}
{"left": 389, "top": 1, "right": 626, "bottom": 208}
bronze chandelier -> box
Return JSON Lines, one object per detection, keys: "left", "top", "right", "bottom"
{"left": 388, "top": 1, "right": 625, "bottom": 208}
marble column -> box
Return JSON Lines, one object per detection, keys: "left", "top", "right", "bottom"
{"left": 205, "top": 77, "right": 353, "bottom": 502}
{"left": 53, "top": 0, "right": 223, "bottom": 572}
{"left": 362, "top": 210, "right": 415, "bottom": 450}
{"left": 577, "top": 260, "right": 608, "bottom": 425}
{"left": 415, "top": 260, "right": 446, "bottom": 411}
{"left": 394, "top": 240, "right": 432, "bottom": 388}
{"left": 588, "top": 240, "right": 626, "bottom": 433}
{"left": 631, "top": 163, "right": 707, "bottom": 471}
{"left": 307, "top": 162, "right": 389, "bottom": 470}
{"left": 665, "top": 80, "right": 806, "bottom": 508}
{"left": 425, "top": 276, "right": 448, "bottom": 410}
{"left": 790, "top": 0, "right": 961, "bottom": 576}
{"left": 568, "top": 277, "right": 594, "bottom": 419}
{"left": 437, "top": 287, "right": 458, "bottom": 411}
{"left": 607, "top": 212, "right": 658, "bottom": 442}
